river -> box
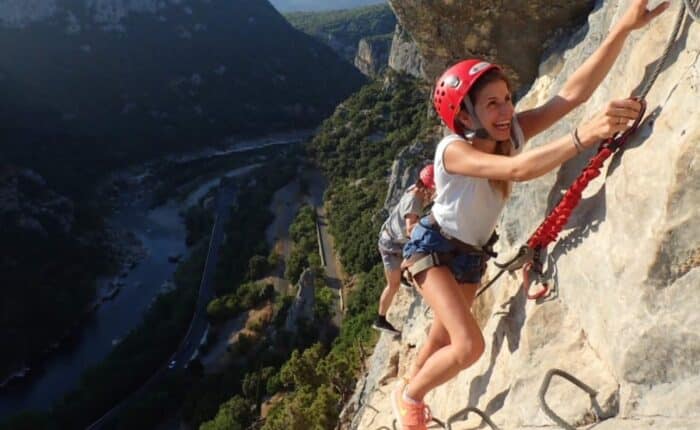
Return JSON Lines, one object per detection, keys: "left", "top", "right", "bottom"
{"left": 0, "top": 131, "right": 308, "bottom": 419}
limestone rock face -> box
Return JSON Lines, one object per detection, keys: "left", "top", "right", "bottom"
{"left": 388, "top": 24, "right": 425, "bottom": 78}
{"left": 348, "top": 1, "right": 700, "bottom": 429}
{"left": 382, "top": 141, "right": 428, "bottom": 213}
{"left": 386, "top": 0, "right": 595, "bottom": 88}
{"left": 354, "top": 34, "right": 392, "bottom": 77}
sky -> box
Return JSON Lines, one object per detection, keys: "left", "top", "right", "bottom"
{"left": 268, "top": 0, "right": 386, "bottom": 13}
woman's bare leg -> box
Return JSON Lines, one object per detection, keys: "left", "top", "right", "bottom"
{"left": 407, "top": 317, "right": 449, "bottom": 380}
{"left": 406, "top": 281, "right": 478, "bottom": 380}
{"left": 404, "top": 267, "right": 485, "bottom": 401}
{"left": 378, "top": 267, "right": 402, "bottom": 316}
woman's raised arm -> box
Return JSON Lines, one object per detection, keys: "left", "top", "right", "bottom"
{"left": 517, "top": 0, "right": 669, "bottom": 141}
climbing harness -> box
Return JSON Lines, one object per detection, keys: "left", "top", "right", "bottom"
{"left": 401, "top": 216, "right": 498, "bottom": 288}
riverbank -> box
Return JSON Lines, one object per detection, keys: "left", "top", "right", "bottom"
{"left": 0, "top": 131, "right": 307, "bottom": 421}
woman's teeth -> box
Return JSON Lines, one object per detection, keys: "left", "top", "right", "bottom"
{"left": 494, "top": 121, "right": 510, "bottom": 130}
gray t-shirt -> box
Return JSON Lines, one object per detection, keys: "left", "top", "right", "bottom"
{"left": 381, "top": 186, "right": 426, "bottom": 245}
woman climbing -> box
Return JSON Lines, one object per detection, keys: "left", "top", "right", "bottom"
{"left": 374, "top": 164, "right": 436, "bottom": 335}
{"left": 391, "top": 1, "right": 668, "bottom": 429}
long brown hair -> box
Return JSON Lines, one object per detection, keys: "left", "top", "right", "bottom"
{"left": 468, "top": 68, "right": 514, "bottom": 199}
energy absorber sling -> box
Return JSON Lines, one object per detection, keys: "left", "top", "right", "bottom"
{"left": 477, "top": 100, "right": 647, "bottom": 300}
{"left": 401, "top": 102, "right": 647, "bottom": 292}
{"left": 477, "top": 0, "right": 699, "bottom": 300}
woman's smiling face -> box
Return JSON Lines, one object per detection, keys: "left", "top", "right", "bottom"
{"left": 471, "top": 79, "right": 514, "bottom": 141}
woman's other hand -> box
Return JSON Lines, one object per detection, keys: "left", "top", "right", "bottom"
{"left": 618, "top": 0, "right": 670, "bottom": 32}
{"left": 578, "top": 98, "right": 643, "bottom": 144}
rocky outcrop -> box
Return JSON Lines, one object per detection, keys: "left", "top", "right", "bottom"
{"left": 284, "top": 268, "right": 316, "bottom": 332}
{"left": 382, "top": 142, "right": 424, "bottom": 212}
{"left": 354, "top": 34, "right": 392, "bottom": 77}
{"left": 388, "top": 24, "right": 424, "bottom": 79}
{"left": 386, "top": 0, "right": 595, "bottom": 89}
{"left": 349, "top": 1, "right": 700, "bottom": 429}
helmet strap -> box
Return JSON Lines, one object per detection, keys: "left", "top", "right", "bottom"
{"left": 462, "top": 98, "right": 492, "bottom": 140}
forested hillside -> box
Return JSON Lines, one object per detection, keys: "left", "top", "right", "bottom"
{"left": 0, "top": 0, "right": 364, "bottom": 148}
{"left": 285, "top": 4, "right": 395, "bottom": 63}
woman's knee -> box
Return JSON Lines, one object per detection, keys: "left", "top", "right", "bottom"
{"left": 452, "top": 332, "right": 485, "bottom": 368}
{"left": 425, "top": 332, "right": 449, "bottom": 351}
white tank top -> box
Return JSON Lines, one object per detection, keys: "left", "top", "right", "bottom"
{"left": 432, "top": 117, "right": 525, "bottom": 246}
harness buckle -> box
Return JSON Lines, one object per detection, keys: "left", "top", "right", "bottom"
{"left": 401, "top": 252, "right": 441, "bottom": 288}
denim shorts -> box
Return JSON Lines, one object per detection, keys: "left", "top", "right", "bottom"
{"left": 403, "top": 217, "right": 486, "bottom": 284}
{"left": 378, "top": 232, "right": 403, "bottom": 271}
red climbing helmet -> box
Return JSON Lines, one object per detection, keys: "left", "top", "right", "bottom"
{"left": 419, "top": 164, "right": 435, "bottom": 190}
{"left": 433, "top": 59, "right": 502, "bottom": 134}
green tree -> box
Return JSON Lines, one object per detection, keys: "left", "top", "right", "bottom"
{"left": 247, "top": 255, "right": 269, "bottom": 280}
{"left": 260, "top": 388, "right": 314, "bottom": 430}
{"left": 314, "top": 285, "right": 335, "bottom": 322}
{"left": 199, "top": 396, "right": 253, "bottom": 430}
{"left": 280, "top": 344, "right": 325, "bottom": 389}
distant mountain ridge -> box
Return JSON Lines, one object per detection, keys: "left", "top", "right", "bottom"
{"left": 284, "top": 4, "right": 395, "bottom": 65}
{"left": 270, "top": 0, "right": 386, "bottom": 12}
{"left": 0, "top": 0, "right": 364, "bottom": 145}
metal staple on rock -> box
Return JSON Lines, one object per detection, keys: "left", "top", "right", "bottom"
{"left": 378, "top": 417, "right": 446, "bottom": 430}
{"left": 375, "top": 407, "right": 498, "bottom": 430}
{"left": 446, "top": 406, "right": 500, "bottom": 430}
{"left": 538, "top": 369, "right": 604, "bottom": 430}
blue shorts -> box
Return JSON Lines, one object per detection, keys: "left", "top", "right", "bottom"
{"left": 403, "top": 217, "right": 487, "bottom": 284}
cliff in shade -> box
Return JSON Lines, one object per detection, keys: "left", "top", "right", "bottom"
{"left": 344, "top": 1, "right": 700, "bottom": 429}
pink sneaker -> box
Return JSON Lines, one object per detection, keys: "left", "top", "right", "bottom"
{"left": 390, "top": 382, "right": 432, "bottom": 430}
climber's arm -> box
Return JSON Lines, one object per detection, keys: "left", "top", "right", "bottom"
{"left": 518, "top": 0, "right": 669, "bottom": 141}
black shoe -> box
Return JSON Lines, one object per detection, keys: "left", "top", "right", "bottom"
{"left": 372, "top": 316, "right": 401, "bottom": 336}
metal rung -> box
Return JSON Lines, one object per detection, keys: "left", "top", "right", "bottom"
{"left": 539, "top": 368, "right": 607, "bottom": 430}
{"left": 446, "top": 406, "right": 500, "bottom": 430}
{"left": 381, "top": 417, "right": 446, "bottom": 430}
